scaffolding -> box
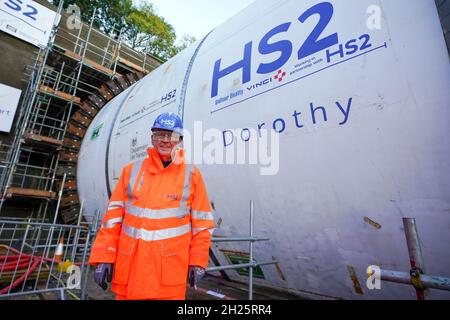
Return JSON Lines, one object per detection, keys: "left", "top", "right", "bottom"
{"left": 0, "top": 1, "right": 161, "bottom": 225}
{"left": 370, "top": 218, "right": 450, "bottom": 299}
{"left": 0, "top": 210, "right": 93, "bottom": 299}
{"left": 207, "top": 200, "right": 278, "bottom": 300}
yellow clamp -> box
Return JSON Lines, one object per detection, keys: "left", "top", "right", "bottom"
{"left": 410, "top": 267, "right": 424, "bottom": 290}
{"left": 57, "top": 259, "right": 74, "bottom": 273}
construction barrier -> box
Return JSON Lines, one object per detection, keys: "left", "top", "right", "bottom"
{"left": 0, "top": 219, "right": 92, "bottom": 300}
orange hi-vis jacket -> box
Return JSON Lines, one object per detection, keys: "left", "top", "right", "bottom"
{"left": 89, "top": 147, "right": 215, "bottom": 299}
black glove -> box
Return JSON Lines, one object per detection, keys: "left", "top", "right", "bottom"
{"left": 94, "top": 263, "right": 114, "bottom": 290}
{"left": 188, "top": 265, "right": 205, "bottom": 289}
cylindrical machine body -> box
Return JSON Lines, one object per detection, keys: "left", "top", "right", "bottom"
{"left": 78, "top": 0, "right": 450, "bottom": 299}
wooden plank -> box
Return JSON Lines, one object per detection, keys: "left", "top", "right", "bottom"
{"left": 79, "top": 101, "right": 99, "bottom": 117}
{"left": 87, "top": 94, "right": 105, "bottom": 109}
{"left": 61, "top": 206, "right": 80, "bottom": 224}
{"left": 59, "top": 150, "right": 78, "bottom": 163}
{"left": 55, "top": 179, "right": 77, "bottom": 192}
{"left": 24, "top": 131, "right": 63, "bottom": 147}
{"left": 66, "top": 122, "right": 86, "bottom": 139}
{"left": 56, "top": 165, "right": 76, "bottom": 177}
{"left": 39, "top": 84, "right": 55, "bottom": 94}
{"left": 71, "top": 111, "right": 92, "bottom": 128}
{"left": 6, "top": 187, "right": 57, "bottom": 200}
{"left": 39, "top": 85, "right": 81, "bottom": 104}
{"left": 115, "top": 76, "right": 130, "bottom": 90}
{"left": 61, "top": 205, "right": 80, "bottom": 217}
{"left": 64, "top": 50, "right": 122, "bottom": 77}
{"left": 118, "top": 57, "right": 148, "bottom": 74}
{"left": 63, "top": 136, "right": 81, "bottom": 150}
{"left": 98, "top": 84, "right": 114, "bottom": 101}
{"left": 125, "top": 73, "right": 138, "bottom": 85}
{"left": 84, "top": 57, "right": 119, "bottom": 76}
{"left": 61, "top": 193, "right": 79, "bottom": 208}
{"left": 105, "top": 79, "right": 122, "bottom": 95}
{"left": 61, "top": 192, "right": 79, "bottom": 202}
{"left": 56, "top": 91, "right": 81, "bottom": 104}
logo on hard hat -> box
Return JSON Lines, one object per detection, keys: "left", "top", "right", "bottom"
{"left": 160, "top": 119, "right": 175, "bottom": 127}
{"left": 152, "top": 112, "right": 183, "bottom": 135}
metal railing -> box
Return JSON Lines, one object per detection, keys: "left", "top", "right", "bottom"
{"left": 54, "top": 15, "right": 161, "bottom": 77}
{"left": 206, "top": 200, "right": 277, "bottom": 300}
{"left": 7, "top": 148, "right": 58, "bottom": 193}
{"left": 40, "top": 65, "right": 97, "bottom": 99}
{"left": 0, "top": 214, "right": 92, "bottom": 300}
{"left": 0, "top": 143, "right": 11, "bottom": 182}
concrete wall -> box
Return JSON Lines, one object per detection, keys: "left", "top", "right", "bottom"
{"left": 0, "top": 30, "right": 36, "bottom": 141}
{"left": 0, "top": 33, "right": 35, "bottom": 92}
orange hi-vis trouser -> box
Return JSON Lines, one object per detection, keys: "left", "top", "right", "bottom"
{"left": 89, "top": 147, "right": 215, "bottom": 300}
{"left": 115, "top": 293, "right": 185, "bottom": 300}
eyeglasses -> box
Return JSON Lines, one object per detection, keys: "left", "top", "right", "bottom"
{"left": 152, "top": 132, "right": 181, "bottom": 142}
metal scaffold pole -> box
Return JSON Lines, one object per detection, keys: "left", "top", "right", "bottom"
{"left": 370, "top": 217, "right": 450, "bottom": 299}
{"left": 403, "top": 217, "right": 427, "bottom": 299}
{"left": 0, "top": 1, "right": 64, "bottom": 214}
{"left": 112, "top": 26, "right": 125, "bottom": 79}
{"left": 206, "top": 200, "right": 277, "bottom": 300}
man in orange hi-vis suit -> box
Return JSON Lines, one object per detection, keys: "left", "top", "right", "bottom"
{"left": 89, "top": 112, "right": 215, "bottom": 300}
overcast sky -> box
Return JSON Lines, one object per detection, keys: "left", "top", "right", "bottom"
{"left": 134, "top": 0, "right": 255, "bottom": 44}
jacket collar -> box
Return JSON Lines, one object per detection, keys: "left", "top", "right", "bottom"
{"left": 146, "top": 147, "right": 184, "bottom": 174}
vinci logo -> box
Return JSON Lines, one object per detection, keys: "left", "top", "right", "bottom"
{"left": 211, "top": 1, "right": 340, "bottom": 98}
{"left": 274, "top": 69, "right": 287, "bottom": 82}
{"left": 246, "top": 69, "right": 287, "bottom": 92}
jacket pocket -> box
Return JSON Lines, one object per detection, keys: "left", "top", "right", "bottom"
{"left": 161, "top": 236, "right": 190, "bottom": 285}
{"left": 113, "top": 234, "right": 136, "bottom": 285}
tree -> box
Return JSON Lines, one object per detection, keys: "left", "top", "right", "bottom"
{"left": 51, "top": 0, "right": 185, "bottom": 61}
{"left": 125, "top": 2, "right": 177, "bottom": 60}
{"left": 177, "top": 34, "right": 197, "bottom": 51}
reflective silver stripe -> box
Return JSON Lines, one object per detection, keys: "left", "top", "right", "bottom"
{"left": 108, "top": 201, "right": 125, "bottom": 211}
{"left": 125, "top": 205, "right": 189, "bottom": 219}
{"left": 123, "top": 163, "right": 193, "bottom": 221}
{"left": 136, "top": 174, "right": 145, "bottom": 193}
{"left": 127, "top": 159, "right": 144, "bottom": 199}
{"left": 122, "top": 222, "right": 191, "bottom": 241}
{"left": 191, "top": 210, "right": 214, "bottom": 220}
{"left": 180, "top": 164, "right": 194, "bottom": 211}
{"left": 192, "top": 227, "right": 214, "bottom": 236}
{"left": 101, "top": 217, "right": 123, "bottom": 229}
{"left": 109, "top": 201, "right": 124, "bottom": 207}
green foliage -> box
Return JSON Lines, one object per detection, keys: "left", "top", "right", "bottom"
{"left": 51, "top": 0, "right": 195, "bottom": 61}
{"left": 177, "top": 34, "right": 197, "bottom": 51}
